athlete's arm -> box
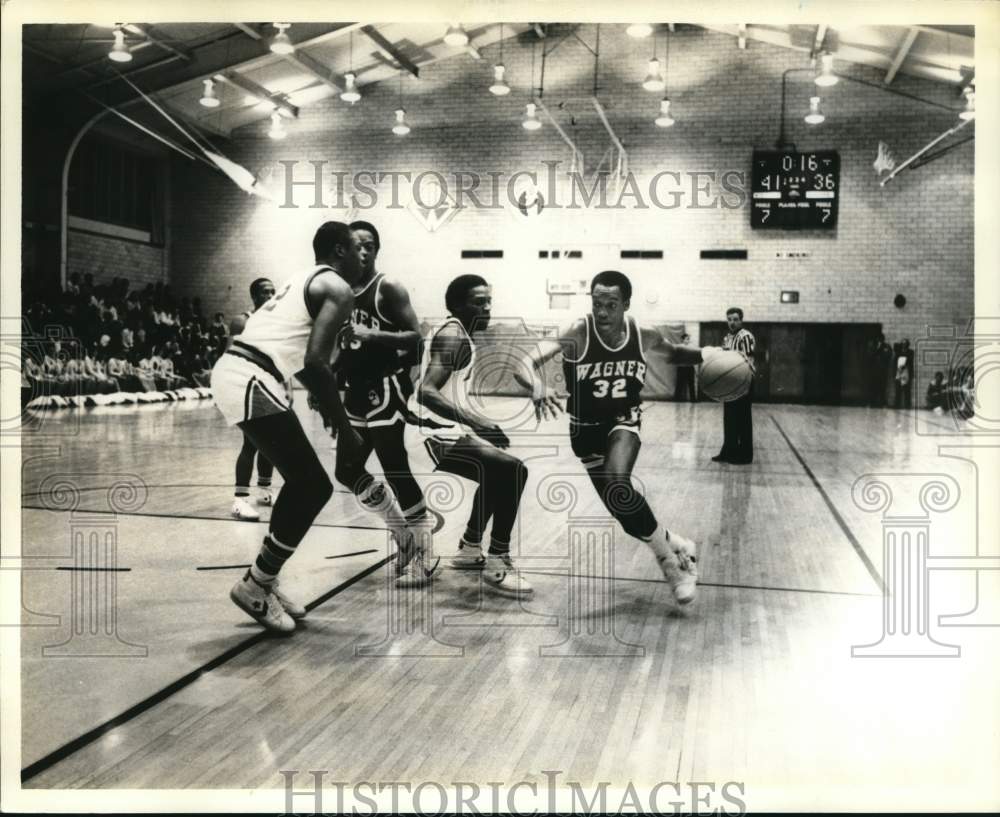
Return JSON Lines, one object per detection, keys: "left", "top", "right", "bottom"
{"left": 297, "top": 273, "right": 363, "bottom": 459}
{"left": 227, "top": 312, "right": 248, "bottom": 348}
{"left": 640, "top": 327, "right": 720, "bottom": 366}
{"left": 417, "top": 325, "right": 510, "bottom": 448}
{"left": 510, "top": 319, "right": 585, "bottom": 421}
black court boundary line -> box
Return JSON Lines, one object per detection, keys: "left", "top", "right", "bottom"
{"left": 770, "top": 415, "right": 886, "bottom": 593}
{"left": 21, "top": 505, "right": 386, "bottom": 532}
{"left": 20, "top": 483, "right": 355, "bottom": 501}
{"left": 20, "top": 554, "right": 391, "bottom": 784}
{"left": 22, "top": 506, "right": 447, "bottom": 534}
{"left": 516, "top": 569, "right": 879, "bottom": 598}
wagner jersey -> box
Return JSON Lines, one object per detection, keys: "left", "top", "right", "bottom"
{"left": 563, "top": 315, "right": 647, "bottom": 423}
{"left": 336, "top": 273, "right": 405, "bottom": 384}
{"left": 236, "top": 264, "right": 338, "bottom": 380}
{"left": 413, "top": 318, "right": 476, "bottom": 436}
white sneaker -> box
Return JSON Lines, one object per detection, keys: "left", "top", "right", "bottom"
{"left": 483, "top": 553, "right": 534, "bottom": 599}
{"left": 256, "top": 489, "right": 274, "bottom": 506}
{"left": 271, "top": 577, "right": 306, "bottom": 619}
{"left": 229, "top": 572, "right": 295, "bottom": 633}
{"left": 231, "top": 497, "right": 260, "bottom": 521}
{"left": 450, "top": 540, "right": 486, "bottom": 570}
{"left": 658, "top": 531, "right": 699, "bottom": 604}
{"left": 395, "top": 546, "right": 441, "bottom": 587}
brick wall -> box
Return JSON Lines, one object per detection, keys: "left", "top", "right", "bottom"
{"left": 171, "top": 28, "right": 974, "bottom": 386}
{"left": 67, "top": 230, "right": 167, "bottom": 288}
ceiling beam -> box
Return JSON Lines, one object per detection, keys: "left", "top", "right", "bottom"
{"left": 215, "top": 71, "right": 298, "bottom": 118}
{"left": 278, "top": 50, "right": 345, "bottom": 93}
{"left": 532, "top": 24, "right": 546, "bottom": 39}
{"left": 123, "top": 24, "right": 192, "bottom": 62}
{"left": 233, "top": 23, "right": 263, "bottom": 40}
{"left": 360, "top": 25, "right": 419, "bottom": 77}
{"left": 884, "top": 27, "right": 919, "bottom": 85}
{"left": 811, "top": 23, "right": 828, "bottom": 56}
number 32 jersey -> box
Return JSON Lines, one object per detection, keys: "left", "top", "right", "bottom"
{"left": 563, "top": 315, "right": 648, "bottom": 423}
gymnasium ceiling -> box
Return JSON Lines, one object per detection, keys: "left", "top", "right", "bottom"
{"left": 22, "top": 22, "right": 976, "bottom": 148}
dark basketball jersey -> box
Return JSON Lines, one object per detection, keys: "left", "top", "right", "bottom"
{"left": 337, "top": 273, "right": 404, "bottom": 384}
{"left": 563, "top": 315, "right": 647, "bottom": 422}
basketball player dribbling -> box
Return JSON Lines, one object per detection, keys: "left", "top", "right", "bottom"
{"left": 329, "top": 221, "right": 439, "bottom": 586}
{"left": 229, "top": 277, "right": 278, "bottom": 521}
{"left": 516, "top": 270, "right": 721, "bottom": 604}
{"left": 211, "top": 222, "right": 366, "bottom": 633}
{"left": 414, "top": 275, "right": 534, "bottom": 598}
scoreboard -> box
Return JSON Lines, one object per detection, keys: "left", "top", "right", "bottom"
{"left": 751, "top": 150, "right": 840, "bottom": 230}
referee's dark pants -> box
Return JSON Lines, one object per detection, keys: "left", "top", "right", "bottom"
{"left": 721, "top": 385, "right": 753, "bottom": 463}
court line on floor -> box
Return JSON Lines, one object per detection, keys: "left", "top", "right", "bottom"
{"left": 515, "top": 569, "right": 879, "bottom": 598}
{"left": 769, "top": 414, "right": 886, "bottom": 593}
{"left": 21, "top": 504, "right": 447, "bottom": 534}
{"left": 20, "top": 483, "right": 355, "bottom": 501}
{"left": 20, "top": 554, "right": 391, "bottom": 784}
{"left": 21, "top": 504, "right": 386, "bottom": 532}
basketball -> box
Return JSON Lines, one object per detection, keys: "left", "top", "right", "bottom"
{"left": 699, "top": 350, "right": 753, "bottom": 402}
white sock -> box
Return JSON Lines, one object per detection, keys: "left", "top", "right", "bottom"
{"left": 359, "top": 481, "right": 406, "bottom": 529}
{"left": 638, "top": 523, "right": 672, "bottom": 561}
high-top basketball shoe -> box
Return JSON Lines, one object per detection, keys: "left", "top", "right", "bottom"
{"left": 657, "top": 531, "right": 698, "bottom": 604}
{"left": 229, "top": 571, "right": 295, "bottom": 633}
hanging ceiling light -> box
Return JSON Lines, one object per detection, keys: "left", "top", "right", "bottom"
{"left": 489, "top": 24, "right": 510, "bottom": 96}
{"left": 109, "top": 26, "right": 132, "bottom": 63}
{"left": 522, "top": 102, "right": 542, "bottom": 131}
{"left": 392, "top": 109, "right": 411, "bottom": 136}
{"left": 341, "top": 72, "right": 361, "bottom": 104}
{"left": 626, "top": 23, "right": 653, "bottom": 39}
{"left": 340, "top": 32, "right": 361, "bottom": 104}
{"left": 392, "top": 71, "right": 410, "bottom": 135}
{"left": 654, "top": 98, "right": 675, "bottom": 128}
{"left": 654, "top": 30, "right": 675, "bottom": 127}
{"left": 199, "top": 78, "right": 220, "bottom": 108}
{"left": 489, "top": 64, "right": 510, "bottom": 96}
{"left": 268, "top": 111, "right": 287, "bottom": 139}
{"left": 804, "top": 95, "right": 825, "bottom": 125}
{"left": 959, "top": 88, "right": 975, "bottom": 120}
{"left": 814, "top": 52, "right": 838, "bottom": 87}
{"left": 269, "top": 23, "right": 295, "bottom": 55}
{"left": 642, "top": 58, "right": 665, "bottom": 92}
{"left": 444, "top": 24, "right": 469, "bottom": 47}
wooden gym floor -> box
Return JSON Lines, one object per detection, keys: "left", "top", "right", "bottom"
{"left": 15, "top": 396, "right": 1000, "bottom": 805}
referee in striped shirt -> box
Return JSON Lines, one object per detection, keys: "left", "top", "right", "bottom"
{"left": 713, "top": 307, "right": 755, "bottom": 465}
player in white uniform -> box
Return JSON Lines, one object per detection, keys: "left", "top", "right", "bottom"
{"left": 228, "top": 277, "right": 277, "bottom": 521}
{"left": 211, "top": 222, "right": 366, "bottom": 633}
{"left": 414, "top": 275, "right": 534, "bottom": 598}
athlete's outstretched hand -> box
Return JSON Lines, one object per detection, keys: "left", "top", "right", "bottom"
{"left": 474, "top": 421, "right": 511, "bottom": 450}
{"left": 532, "top": 394, "right": 563, "bottom": 422}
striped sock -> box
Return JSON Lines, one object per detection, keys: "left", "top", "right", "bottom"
{"left": 461, "top": 525, "right": 483, "bottom": 547}
{"left": 235, "top": 485, "right": 251, "bottom": 498}
{"left": 250, "top": 533, "right": 295, "bottom": 584}
{"left": 256, "top": 476, "right": 272, "bottom": 488}
{"left": 487, "top": 535, "right": 510, "bottom": 557}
